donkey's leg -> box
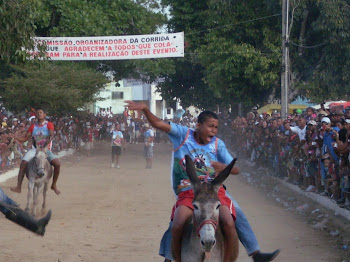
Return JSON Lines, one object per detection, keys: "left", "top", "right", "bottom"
{"left": 32, "top": 185, "right": 40, "bottom": 217}
{"left": 42, "top": 183, "right": 48, "bottom": 212}
{"left": 26, "top": 181, "right": 34, "bottom": 213}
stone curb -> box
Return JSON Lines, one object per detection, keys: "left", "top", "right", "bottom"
{"left": 240, "top": 158, "right": 350, "bottom": 222}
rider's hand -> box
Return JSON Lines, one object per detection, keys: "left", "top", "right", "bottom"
{"left": 124, "top": 101, "right": 147, "bottom": 111}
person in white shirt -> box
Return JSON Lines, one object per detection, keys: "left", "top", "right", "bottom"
{"left": 284, "top": 116, "right": 307, "bottom": 141}
{"left": 143, "top": 123, "right": 154, "bottom": 168}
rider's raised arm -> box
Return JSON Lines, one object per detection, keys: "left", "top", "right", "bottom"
{"left": 125, "top": 101, "right": 171, "bottom": 133}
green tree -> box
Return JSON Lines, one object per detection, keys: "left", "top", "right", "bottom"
{"left": 159, "top": 0, "right": 350, "bottom": 110}
{"left": 159, "top": 0, "right": 281, "bottom": 110}
{"left": 1, "top": 62, "right": 108, "bottom": 115}
{"left": 288, "top": 0, "right": 350, "bottom": 102}
{"left": 1, "top": 0, "right": 175, "bottom": 113}
{"left": 0, "top": 0, "right": 38, "bottom": 63}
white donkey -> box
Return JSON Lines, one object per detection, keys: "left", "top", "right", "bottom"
{"left": 180, "top": 155, "right": 238, "bottom": 262}
{"left": 25, "top": 141, "right": 53, "bottom": 217}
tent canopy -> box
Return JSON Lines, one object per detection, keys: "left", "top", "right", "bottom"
{"left": 257, "top": 104, "right": 308, "bottom": 115}
{"left": 311, "top": 101, "right": 348, "bottom": 110}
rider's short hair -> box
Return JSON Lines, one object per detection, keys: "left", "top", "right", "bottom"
{"left": 198, "top": 111, "right": 218, "bottom": 124}
{"left": 36, "top": 108, "right": 46, "bottom": 113}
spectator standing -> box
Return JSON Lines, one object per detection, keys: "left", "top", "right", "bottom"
{"left": 85, "top": 122, "right": 94, "bottom": 156}
{"left": 128, "top": 118, "right": 135, "bottom": 144}
{"left": 143, "top": 123, "right": 154, "bottom": 169}
{"left": 110, "top": 124, "right": 124, "bottom": 169}
{"left": 134, "top": 120, "right": 140, "bottom": 143}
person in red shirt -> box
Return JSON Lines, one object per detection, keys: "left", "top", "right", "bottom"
{"left": 10, "top": 108, "right": 61, "bottom": 195}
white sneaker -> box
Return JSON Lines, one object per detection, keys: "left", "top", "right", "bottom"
{"left": 116, "top": 165, "right": 120, "bottom": 169}
{"left": 111, "top": 163, "right": 115, "bottom": 168}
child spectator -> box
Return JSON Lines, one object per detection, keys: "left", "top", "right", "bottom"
{"left": 110, "top": 124, "right": 124, "bottom": 169}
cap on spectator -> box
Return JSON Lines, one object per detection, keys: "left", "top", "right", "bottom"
{"left": 28, "top": 116, "right": 35, "bottom": 121}
{"left": 12, "top": 118, "right": 18, "bottom": 122}
{"left": 3, "top": 117, "right": 7, "bottom": 120}
{"left": 321, "top": 117, "right": 331, "bottom": 124}
{"left": 345, "top": 119, "right": 350, "bottom": 124}
{"left": 144, "top": 123, "right": 150, "bottom": 128}
{"left": 307, "top": 120, "right": 317, "bottom": 126}
{"left": 296, "top": 109, "right": 303, "bottom": 114}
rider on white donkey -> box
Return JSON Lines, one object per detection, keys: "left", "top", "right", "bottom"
{"left": 0, "top": 187, "right": 51, "bottom": 236}
{"left": 126, "top": 101, "right": 280, "bottom": 262}
{"left": 10, "top": 108, "right": 61, "bottom": 195}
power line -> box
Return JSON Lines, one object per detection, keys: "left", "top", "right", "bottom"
{"left": 185, "top": 13, "right": 281, "bottom": 36}
{"left": 289, "top": 40, "right": 327, "bottom": 49}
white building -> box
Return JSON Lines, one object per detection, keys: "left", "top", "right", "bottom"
{"left": 94, "top": 78, "right": 174, "bottom": 119}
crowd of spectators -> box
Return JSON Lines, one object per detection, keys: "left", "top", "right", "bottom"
{"left": 0, "top": 107, "right": 157, "bottom": 173}
{"left": 217, "top": 105, "right": 350, "bottom": 210}
{"left": 1, "top": 103, "right": 349, "bottom": 211}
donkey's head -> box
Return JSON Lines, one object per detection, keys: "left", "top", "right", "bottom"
{"left": 34, "top": 139, "right": 50, "bottom": 178}
{"left": 185, "top": 155, "right": 237, "bottom": 253}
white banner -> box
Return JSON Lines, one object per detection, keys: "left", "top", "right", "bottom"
{"left": 29, "top": 32, "right": 184, "bottom": 61}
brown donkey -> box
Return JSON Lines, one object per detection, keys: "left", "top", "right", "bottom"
{"left": 179, "top": 155, "right": 239, "bottom": 262}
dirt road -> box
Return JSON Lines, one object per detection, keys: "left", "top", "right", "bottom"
{"left": 0, "top": 142, "right": 343, "bottom": 261}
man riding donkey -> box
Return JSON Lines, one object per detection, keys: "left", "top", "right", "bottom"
{"left": 10, "top": 108, "right": 61, "bottom": 195}
{"left": 126, "top": 101, "right": 280, "bottom": 262}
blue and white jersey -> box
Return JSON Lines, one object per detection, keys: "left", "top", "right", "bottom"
{"left": 168, "top": 122, "right": 233, "bottom": 195}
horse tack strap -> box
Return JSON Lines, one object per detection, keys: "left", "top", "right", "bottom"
{"left": 195, "top": 219, "right": 218, "bottom": 237}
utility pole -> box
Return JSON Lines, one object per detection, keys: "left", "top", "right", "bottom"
{"left": 281, "top": 0, "right": 289, "bottom": 119}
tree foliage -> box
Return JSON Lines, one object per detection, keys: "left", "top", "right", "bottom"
{"left": 1, "top": 62, "right": 108, "bottom": 115}
{"left": 289, "top": 0, "right": 350, "bottom": 102}
{"left": 159, "top": 0, "right": 350, "bottom": 110}
{"left": 0, "top": 0, "right": 174, "bottom": 113}
{"left": 159, "top": 0, "right": 281, "bottom": 110}
{"left": 0, "top": 0, "right": 38, "bottom": 63}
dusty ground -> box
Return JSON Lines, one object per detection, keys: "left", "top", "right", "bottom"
{"left": 0, "top": 142, "right": 347, "bottom": 262}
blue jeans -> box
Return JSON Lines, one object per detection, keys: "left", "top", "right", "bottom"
{"left": 0, "top": 187, "right": 18, "bottom": 215}
{"left": 159, "top": 191, "right": 260, "bottom": 260}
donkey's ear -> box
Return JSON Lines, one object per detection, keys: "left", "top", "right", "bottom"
{"left": 185, "top": 155, "right": 200, "bottom": 187}
{"left": 211, "top": 158, "right": 237, "bottom": 189}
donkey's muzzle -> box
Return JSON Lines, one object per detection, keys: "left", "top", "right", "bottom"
{"left": 201, "top": 239, "right": 216, "bottom": 250}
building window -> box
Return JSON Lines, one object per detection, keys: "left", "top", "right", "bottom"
{"left": 167, "top": 108, "right": 172, "bottom": 114}
{"left": 112, "top": 91, "right": 124, "bottom": 99}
